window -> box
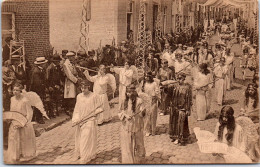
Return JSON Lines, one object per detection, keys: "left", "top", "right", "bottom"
{"left": 163, "top": 7, "right": 167, "bottom": 34}
{"left": 2, "top": 12, "right": 15, "bottom": 43}
{"left": 127, "top": 1, "right": 134, "bottom": 39}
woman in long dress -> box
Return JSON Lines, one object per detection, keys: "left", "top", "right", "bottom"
{"left": 84, "top": 64, "right": 116, "bottom": 125}
{"left": 194, "top": 63, "right": 212, "bottom": 121}
{"left": 72, "top": 81, "right": 103, "bottom": 164}
{"left": 224, "top": 49, "right": 234, "bottom": 90}
{"left": 6, "top": 83, "right": 38, "bottom": 163}
{"left": 110, "top": 60, "right": 133, "bottom": 110}
{"left": 213, "top": 57, "right": 228, "bottom": 105}
{"left": 143, "top": 72, "right": 160, "bottom": 136}
{"left": 118, "top": 84, "right": 146, "bottom": 164}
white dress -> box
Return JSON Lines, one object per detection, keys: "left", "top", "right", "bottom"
{"left": 213, "top": 64, "right": 228, "bottom": 105}
{"left": 84, "top": 73, "right": 113, "bottom": 124}
{"left": 194, "top": 72, "right": 212, "bottom": 120}
{"left": 224, "top": 55, "right": 234, "bottom": 90}
{"left": 144, "top": 82, "right": 160, "bottom": 135}
{"left": 72, "top": 92, "right": 103, "bottom": 163}
{"left": 113, "top": 68, "right": 133, "bottom": 109}
{"left": 7, "top": 96, "right": 36, "bottom": 163}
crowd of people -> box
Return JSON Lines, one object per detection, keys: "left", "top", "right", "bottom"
{"left": 3, "top": 16, "right": 259, "bottom": 164}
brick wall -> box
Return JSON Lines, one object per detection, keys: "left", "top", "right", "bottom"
{"left": 2, "top": 0, "right": 50, "bottom": 65}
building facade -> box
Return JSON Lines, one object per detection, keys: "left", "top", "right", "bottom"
{"left": 2, "top": 0, "right": 50, "bottom": 64}
{"left": 49, "top": 0, "right": 175, "bottom": 53}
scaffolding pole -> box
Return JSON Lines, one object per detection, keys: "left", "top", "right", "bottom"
{"left": 137, "top": 0, "right": 146, "bottom": 69}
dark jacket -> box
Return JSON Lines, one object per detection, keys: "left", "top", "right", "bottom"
{"left": 46, "top": 63, "right": 63, "bottom": 88}
{"left": 29, "top": 66, "right": 46, "bottom": 98}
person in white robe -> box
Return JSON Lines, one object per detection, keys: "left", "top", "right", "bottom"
{"left": 118, "top": 83, "right": 146, "bottom": 164}
{"left": 161, "top": 44, "right": 174, "bottom": 67}
{"left": 6, "top": 83, "right": 49, "bottom": 163}
{"left": 223, "top": 49, "right": 234, "bottom": 90}
{"left": 194, "top": 63, "right": 212, "bottom": 121}
{"left": 110, "top": 60, "right": 133, "bottom": 110}
{"left": 213, "top": 57, "right": 228, "bottom": 106}
{"left": 143, "top": 72, "right": 161, "bottom": 136}
{"left": 72, "top": 81, "right": 103, "bottom": 164}
{"left": 174, "top": 53, "right": 191, "bottom": 74}
{"left": 84, "top": 64, "right": 116, "bottom": 124}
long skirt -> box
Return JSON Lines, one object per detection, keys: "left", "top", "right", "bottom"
{"left": 120, "top": 127, "right": 145, "bottom": 164}
{"left": 160, "top": 88, "right": 170, "bottom": 114}
{"left": 215, "top": 78, "right": 226, "bottom": 105}
{"left": 169, "top": 109, "right": 190, "bottom": 143}
{"left": 144, "top": 98, "right": 158, "bottom": 135}
{"left": 196, "top": 90, "right": 207, "bottom": 121}
{"left": 225, "top": 65, "right": 234, "bottom": 90}
{"left": 96, "top": 93, "right": 111, "bottom": 124}
{"left": 74, "top": 119, "right": 97, "bottom": 164}
{"left": 177, "top": 111, "right": 190, "bottom": 144}
{"left": 6, "top": 122, "right": 36, "bottom": 163}
{"left": 118, "top": 84, "right": 127, "bottom": 110}
{"left": 206, "top": 88, "right": 213, "bottom": 112}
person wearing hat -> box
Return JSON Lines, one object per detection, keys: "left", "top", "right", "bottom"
{"left": 169, "top": 72, "right": 192, "bottom": 146}
{"left": 213, "top": 57, "right": 228, "bottom": 106}
{"left": 46, "top": 54, "right": 63, "bottom": 118}
{"left": 29, "top": 57, "right": 49, "bottom": 124}
{"left": 72, "top": 80, "right": 104, "bottom": 163}
{"left": 63, "top": 52, "right": 78, "bottom": 117}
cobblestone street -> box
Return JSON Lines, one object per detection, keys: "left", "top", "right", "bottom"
{"left": 9, "top": 81, "right": 246, "bottom": 165}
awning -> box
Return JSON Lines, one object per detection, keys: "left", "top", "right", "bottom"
{"left": 199, "top": 0, "right": 253, "bottom": 8}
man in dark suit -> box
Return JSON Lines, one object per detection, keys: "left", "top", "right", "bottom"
{"left": 46, "top": 54, "right": 63, "bottom": 118}
{"left": 29, "top": 57, "right": 48, "bottom": 124}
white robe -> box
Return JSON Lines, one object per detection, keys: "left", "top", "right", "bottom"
{"left": 162, "top": 51, "right": 174, "bottom": 67}
{"left": 7, "top": 96, "right": 36, "bottom": 163}
{"left": 113, "top": 68, "right": 133, "bottom": 109}
{"left": 72, "top": 92, "right": 103, "bottom": 163}
{"left": 224, "top": 55, "right": 234, "bottom": 90}
{"left": 194, "top": 72, "right": 212, "bottom": 120}
{"left": 84, "top": 74, "right": 114, "bottom": 124}
{"left": 214, "top": 65, "right": 228, "bottom": 105}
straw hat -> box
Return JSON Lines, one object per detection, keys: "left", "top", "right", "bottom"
{"left": 34, "top": 57, "right": 48, "bottom": 64}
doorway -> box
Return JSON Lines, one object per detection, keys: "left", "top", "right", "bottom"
{"left": 152, "top": 4, "right": 158, "bottom": 41}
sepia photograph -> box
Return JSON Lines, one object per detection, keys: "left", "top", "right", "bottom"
{"left": 1, "top": 0, "right": 259, "bottom": 165}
